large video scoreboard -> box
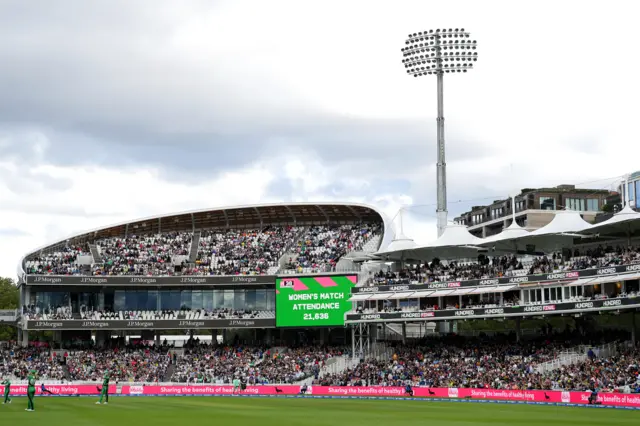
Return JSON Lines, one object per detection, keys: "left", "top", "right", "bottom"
{"left": 275, "top": 275, "right": 356, "bottom": 327}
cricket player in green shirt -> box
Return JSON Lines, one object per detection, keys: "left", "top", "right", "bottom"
{"left": 1, "top": 378, "right": 11, "bottom": 404}
{"left": 233, "top": 378, "right": 241, "bottom": 394}
{"left": 96, "top": 370, "right": 110, "bottom": 405}
{"left": 26, "top": 371, "right": 36, "bottom": 411}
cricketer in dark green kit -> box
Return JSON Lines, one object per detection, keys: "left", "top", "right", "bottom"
{"left": 1, "top": 378, "right": 11, "bottom": 404}
{"left": 97, "top": 370, "right": 110, "bottom": 404}
{"left": 26, "top": 371, "right": 36, "bottom": 411}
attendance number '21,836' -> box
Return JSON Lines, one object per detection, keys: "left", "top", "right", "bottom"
{"left": 303, "top": 313, "right": 329, "bottom": 321}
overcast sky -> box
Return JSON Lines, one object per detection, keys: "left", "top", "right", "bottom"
{"left": 0, "top": 0, "right": 638, "bottom": 279}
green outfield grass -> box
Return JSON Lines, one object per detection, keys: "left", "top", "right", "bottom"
{"left": 1, "top": 396, "right": 638, "bottom": 426}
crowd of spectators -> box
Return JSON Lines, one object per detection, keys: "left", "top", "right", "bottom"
{"left": 22, "top": 308, "right": 275, "bottom": 321}
{"left": 93, "top": 232, "right": 192, "bottom": 276}
{"left": 187, "top": 226, "right": 299, "bottom": 276}
{"left": 0, "top": 345, "right": 67, "bottom": 380}
{"left": 4, "top": 329, "right": 640, "bottom": 393}
{"left": 316, "top": 331, "right": 640, "bottom": 392}
{"left": 284, "top": 224, "right": 380, "bottom": 273}
{"left": 24, "top": 223, "right": 382, "bottom": 277}
{"left": 367, "top": 246, "right": 640, "bottom": 287}
{"left": 22, "top": 305, "right": 73, "bottom": 320}
{"left": 171, "top": 343, "right": 346, "bottom": 384}
{"left": 65, "top": 345, "right": 171, "bottom": 383}
{"left": 24, "top": 246, "right": 89, "bottom": 275}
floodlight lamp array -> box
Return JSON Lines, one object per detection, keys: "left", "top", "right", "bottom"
{"left": 401, "top": 28, "right": 478, "bottom": 77}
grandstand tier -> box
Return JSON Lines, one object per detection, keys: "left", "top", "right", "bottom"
{"left": 20, "top": 202, "right": 388, "bottom": 277}
{"left": 13, "top": 246, "right": 640, "bottom": 332}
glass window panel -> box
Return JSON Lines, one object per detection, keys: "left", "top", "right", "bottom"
{"left": 147, "top": 291, "right": 158, "bottom": 311}
{"left": 587, "top": 199, "right": 599, "bottom": 211}
{"left": 166, "top": 291, "right": 180, "bottom": 310}
{"left": 114, "top": 290, "right": 126, "bottom": 311}
{"left": 192, "top": 290, "right": 203, "bottom": 310}
{"left": 137, "top": 291, "right": 148, "bottom": 311}
{"left": 180, "top": 290, "right": 192, "bottom": 310}
{"left": 123, "top": 291, "right": 135, "bottom": 311}
{"left": 159, "top": 291, "right": 170, "bottom": 310}
{"left": 266, "top": 290, "right": 275, "bottom": 311}
{"left": 635, "top": 182, "right": 640, "bottom": 208}
{"left": 223, "top": 290, "right": 234, "bottom": 309}
{"left": 245, "top": 290, "right": 256, "bottom": 311}
{"left": 255, "top": 290, "right": 267, "bottom": 311}
{"left": 102, "top": 292, "right": 111, "bottom": 311}
{"left": 234, "top": 290, "right": 245, "bottom": 311}
{"left": 629, "top": 182, "right": 635, "bottom": 202}
{"left": 203, "top": 290, "right": 213, "bottom": 311}
{"left": 213, "top": 290, "right": 224, "bottom": 310}
{"left": 540, "top": 197, "right": 556, "bottom": 210}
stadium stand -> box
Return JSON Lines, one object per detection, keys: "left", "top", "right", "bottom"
{"left": 65, "top": 346, "right": 170, "bottom": 382}
{"left": 171, "top": 344, "right": 348, "bottom": 384}
{"left": 314, "top": 332, "right": 638, "bottom": 392}
{"left": 4, "top": 334, "right": 639, "bottom": 393}
{"left": 186, "top": 226, "right": 299, "bottom": 276}
{"left": 365, "top": 246, "right": 640, "bottom": 286}
{"left": 283, "top": 224, "right": 382, "bottom": 274}
{"left": 24, "top": 246, "right": 89, "bottom": 275}
{"left": 0, "top": 346, "right": 67, "bottom": 380}
{"left": 22, "top": 308, "right": 275, "bottom": 321}
{"left": 92, "top": 232, "right": 192, "bottom": 276}
{"left": 23, "top": 223, "right": 382, "bottom": 276}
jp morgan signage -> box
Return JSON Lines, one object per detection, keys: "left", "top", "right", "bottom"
{"left": 24, "top": 275, "right": 276, "bottom": 286}
{"left": 26, "top": 318, "right": 275, "bottom": 330}
{"left": 351, "top": 262, "right": 640, "bottom": 294}
{"left": 346, "top": 296, "right": 640, "bottom": 323}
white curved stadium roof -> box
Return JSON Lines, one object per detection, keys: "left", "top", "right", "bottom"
{"left": 527, "top": 210, "right": 592, "bottom": 236}
{"left": 583, "top": 205, "right": 640, "bottom": 235}
{"left": 481, "top": 220, "right": 530, "bottom": 245}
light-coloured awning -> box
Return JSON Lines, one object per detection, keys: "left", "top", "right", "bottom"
{"left": 387, "top": 292, "right": 417, "bottom": 300}
{"left": 449, "top": 288, "right": 475, "bottom": 296}
{"left": 566, "top": 277, "right": 597, "bottom": 287}
{"left": 587, "top": 273, "right": 640, "bottom": 286}
{"left": 366, "top": 293, "right": 394, "bottom": 301}
{"left": 430, "top": 289, "right": 456, "bottom": 297}
{"left": 412, "top": 290, "right": 435, "bottom": 298}
{"left": 493, "top": 285, "right": 518, "bottom": 293}
{"left": 470, "top": 286, "right": 497, "bottom": 294}
{"left": 348, "top": 294, "right": 373, "bottom": 302}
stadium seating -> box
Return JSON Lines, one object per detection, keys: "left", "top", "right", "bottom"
{"left": 186, "top": 226, "right": 299, "bottom": 276}
{"left": 22, "top": 309, "right": 275, "bottom": 321}
{"left": 171, "top": 345, "right": 347, "bottom": 384}
{"left": 24, "top": 246, "right": 90, "bottom": 275}
{"left": 283, "top": 224, "right": 381, "bottom": 273}
{"left": 365, "top": 246, "right": 640, "bottom": 286}
{"left": 24, "top": 224, "right": 382, "bottom": 276}
{"left": 93, "top": 232, "right": 193, "bottom": 276}
{"left": 0, "top": 346, "right": 67, "bottom": 380}
{"left": 3, "top": 332, "right": 638, "bottom": 392}
{"left": 314, "top": 332, "right": 636, "bottom": 391}
{"left": 65, "top": 346, "right": 170, "bottom": 382}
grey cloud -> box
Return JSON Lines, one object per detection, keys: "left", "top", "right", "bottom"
{"left": 0, "top": 163, "right": 74, "bottom": 195}
{"left": 0, "top": 0, "right": 493, "bottom": 230}
{"left": 0, "top": 1, "right": 484, "bottom": 180}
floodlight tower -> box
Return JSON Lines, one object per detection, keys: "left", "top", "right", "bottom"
{"left": 401, "top": 28, "right": 478, "bottom": 237}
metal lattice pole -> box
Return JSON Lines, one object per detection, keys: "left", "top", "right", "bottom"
{"left": 402, "top": 28, "right": 478, "bottom": 237}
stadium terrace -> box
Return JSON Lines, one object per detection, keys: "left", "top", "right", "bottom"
{"left": 6, "top": 200, "right": 640, "bottom": 409}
